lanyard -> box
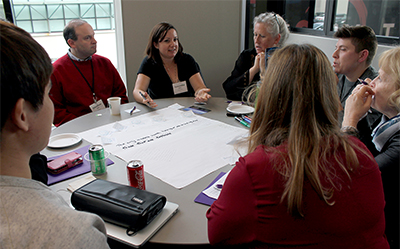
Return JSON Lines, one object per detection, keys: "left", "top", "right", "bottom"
{"left": 68, "top": 54, "right": 96, "bottom": 102}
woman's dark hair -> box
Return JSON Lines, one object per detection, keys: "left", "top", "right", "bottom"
{"left": 145, "top": 22, "right": 183, "bottom": 62}
{"left": 1, "top": 20, "right": 53, "bottom": 129}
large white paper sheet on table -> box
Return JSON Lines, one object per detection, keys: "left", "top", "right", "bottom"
{"left": 78, "top": 105, "right": 248, "bottom": 189}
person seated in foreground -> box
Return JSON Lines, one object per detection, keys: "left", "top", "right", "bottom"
{"left": 0, "top": 20, "right": 110, "bottom": 248}
{"left": 207, "top": 44, "right": 389, "bottom": 248}
{"left": 222, "top": 12, "right": 289, "bottom": 101}
{"left": 133, "top": 22, "right": 211, "bottom": 108}
{"left": 50, "top": 19, "right": 128, "bottom": 126}
{"left": 341, "top": 46, "right": 400, "bottom": 248}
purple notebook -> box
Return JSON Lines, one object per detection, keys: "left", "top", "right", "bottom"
{"left": 194, "top": 172, "right": 226, "bottom": 206}
{"left": 46, "top": 145, "right": 114, "bottom": 185}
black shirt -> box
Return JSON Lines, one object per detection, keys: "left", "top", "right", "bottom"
{"left": 138, "top": 53, "right": 201, "bottom": 99}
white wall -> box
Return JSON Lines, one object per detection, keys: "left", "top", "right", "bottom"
{"left": 286, "top": 33, "right": 394, "bottom": 71}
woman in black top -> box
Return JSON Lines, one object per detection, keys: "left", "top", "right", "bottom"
{"left": 223, "top": 12, "right": 289, "bottom": 101}
{"left": 133, "top": 22, "right": 211, "bottom": 107}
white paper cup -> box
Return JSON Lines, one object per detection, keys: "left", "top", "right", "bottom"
{"left": 107, "top": 97, "right": 121, "bottom": 115}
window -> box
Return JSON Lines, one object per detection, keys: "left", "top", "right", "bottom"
{"left": 1, "top": 0, "right": 119, "bottom": 71}
{"left": 4, "top": 0, "right": 114, "bottom": 33}
{"left": 245, "top": 0, "right": 399, "bottom": 47}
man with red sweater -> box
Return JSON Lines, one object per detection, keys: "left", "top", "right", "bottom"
{"left": 50, "top": 19, "right": 128, "bottom": 126}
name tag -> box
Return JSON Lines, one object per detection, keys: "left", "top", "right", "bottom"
{"left": 172, "top": 81, "right": 188, "bottom": 95}
{"left": 89, "top": 99, "right": 106, "bottom": 112}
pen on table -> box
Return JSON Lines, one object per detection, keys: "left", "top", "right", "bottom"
{"left": 243, "top": 115, "right": 252, "bottom": 121}
{"left": 139, "top": 92, "right": 151, "bottom": 107}
{"left": 241, "top": 115, "right": 251, "bottom": 124}
{"left": 129, "top": 106, "right": 136, "bottom": 115}
{"left": 358, "top": 78, "right": 368, "bottom": 85}
{"left": 234, "top": 116, "right": 250, "bottom": 128}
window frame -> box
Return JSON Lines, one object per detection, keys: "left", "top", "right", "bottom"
{"left": 2, "top": 0, "right": 115, "bottom": 33}
{"left": 246, "top": 0, "right": 399, "bottom": 48}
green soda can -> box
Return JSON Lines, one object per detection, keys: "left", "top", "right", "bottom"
{"left": 89, "top": 144, "right": 107, "bottom": 175}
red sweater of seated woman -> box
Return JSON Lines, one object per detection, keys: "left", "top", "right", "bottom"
{"left": 50, "top": 54, "right": 128, "bottom": 126}
{"left": 207, "top": 136, "right": 389, "bottom": 248}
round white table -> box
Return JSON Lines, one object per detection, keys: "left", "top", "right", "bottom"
{"left": 43, "top": 97, "right": 249, "bottom": 246}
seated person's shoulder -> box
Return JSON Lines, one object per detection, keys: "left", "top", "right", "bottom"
{"left": 140, "top": 56, "right": 154, "bottom": 65}
{"left": 180, "top": 52, "right": 195, "bottom": 61}
{"left": 240, "top": 48, "right": 257, "bottom": 58}
{"left": 0, "top": 176, "right": 109, "bottom": 248}
{"left": 366, "top": 65, "right": 378, "bottom": 78}
{"left": 52, "top": 54, "right": 70, "bottom": 69}
{"left": 92, "top": 54, "right": 114, "bottom": 66}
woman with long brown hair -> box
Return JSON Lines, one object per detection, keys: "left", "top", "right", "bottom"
{"left": 207, "top": 44, "right": 388, "bottom": 248}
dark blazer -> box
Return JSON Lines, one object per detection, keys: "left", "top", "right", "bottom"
{"left": 337, "top": 66, "right": 381, "bottom": 128}
{"left": 222, "top": 48, "right": 258, "bottom": 100}
{"left": 357, "top": 116, "right": 399, "bottom": 248}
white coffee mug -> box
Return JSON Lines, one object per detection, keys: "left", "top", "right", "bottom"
{"left": 107, "top": 97, "right": 121, "bottom": 115}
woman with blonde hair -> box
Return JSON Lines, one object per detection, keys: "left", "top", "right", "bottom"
{"left": 207, "top": 44, "right": 389, "bottom": 248}
{"left": 342, "top": 46, "right": 400, "bottom": 248}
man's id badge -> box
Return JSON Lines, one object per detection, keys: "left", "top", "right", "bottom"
{"left": 172, "top": 81, "right": 188, "bottom": 95}
{"left": 89, "top": 99, "right": 106, "bottom": 112}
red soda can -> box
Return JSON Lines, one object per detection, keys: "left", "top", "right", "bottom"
{"left": 127, "top": 160, "right": 146, "bottom": 190}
